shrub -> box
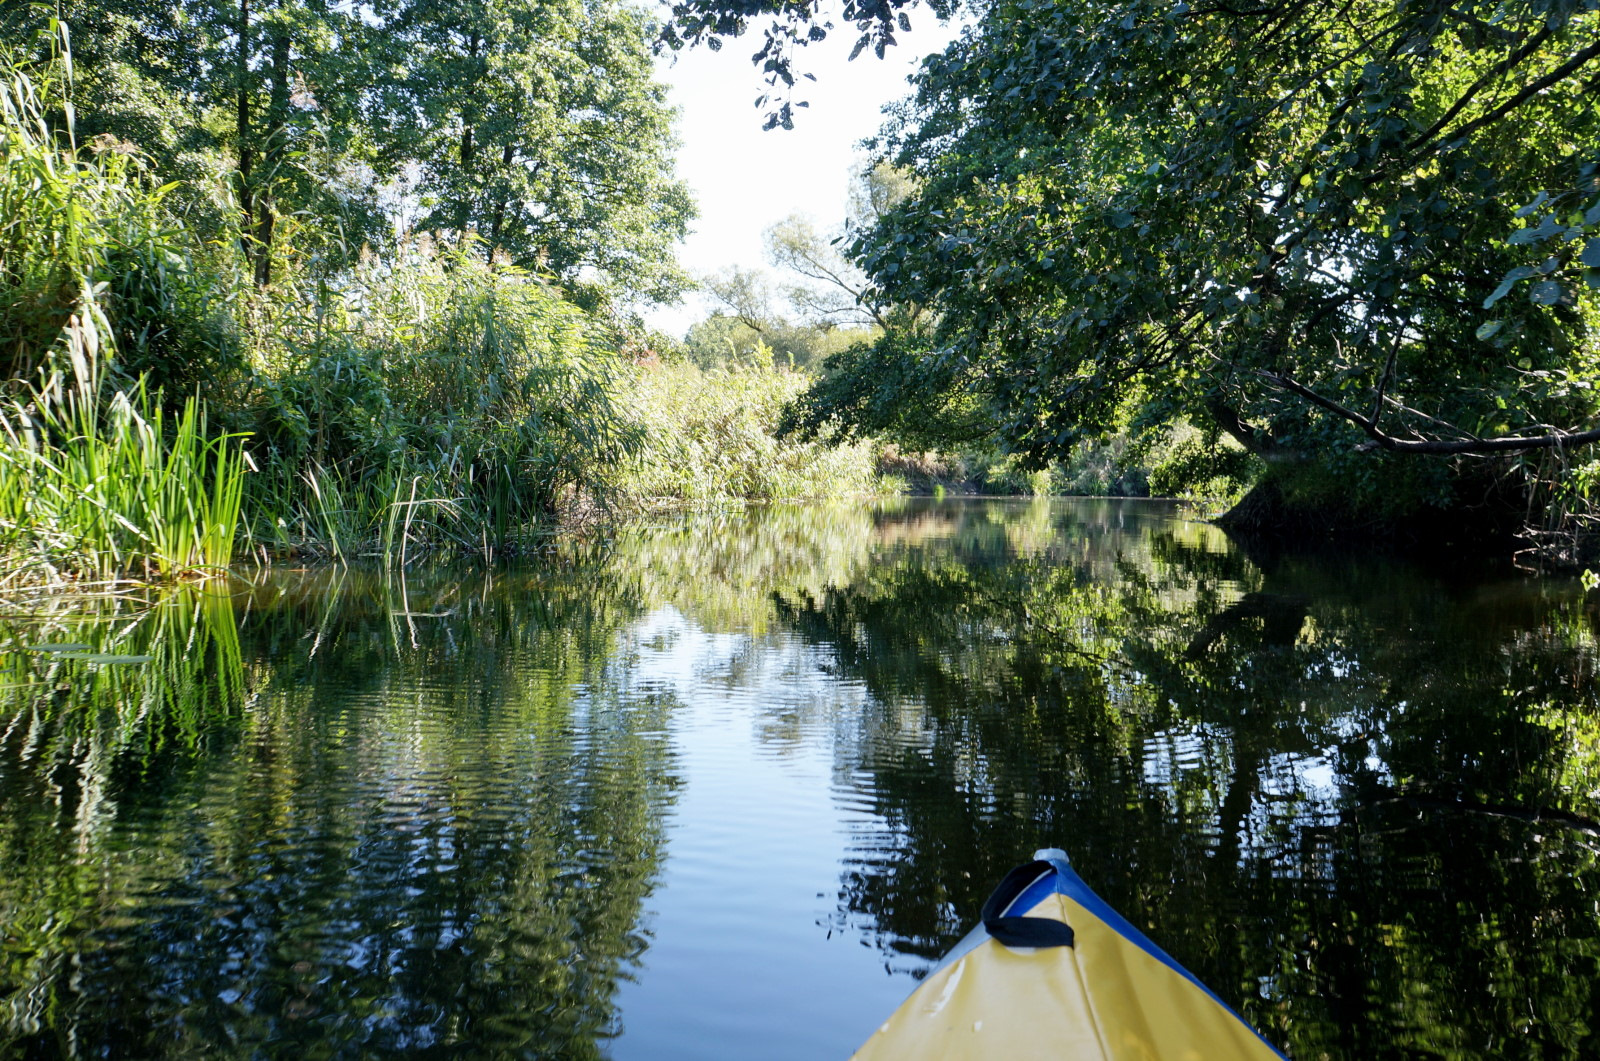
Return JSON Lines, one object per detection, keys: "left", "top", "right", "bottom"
{"left": 236, "top": 241, "right": 641, "bottom": 555}
{"left": 619, "top": 354, "right": 883, "bottom": 507}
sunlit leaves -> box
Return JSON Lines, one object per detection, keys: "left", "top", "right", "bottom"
{"left": 376, "top": 0, "right": 694, "bottom": 303}
{"left": 785, "top": 0, "right": 1600, "bottom": 525}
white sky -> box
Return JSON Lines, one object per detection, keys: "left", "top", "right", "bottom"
{"left": 645, "top": 13, "right": 959, "bottom": 337}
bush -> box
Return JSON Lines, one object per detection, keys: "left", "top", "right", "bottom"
{"left": 236, "top": 241, "right": 641, "bottom": 555}
{"left": 619, "top": 354, "right": 884, "bottom": 507}
{"left": 1145, "top": 426, "right": 1258, "bottom": 501}
{"left": 0, "top": 45, "right": 247, "bottom": 583}
{"left": 0, "top": 45, "right": 238, "bottom": 394}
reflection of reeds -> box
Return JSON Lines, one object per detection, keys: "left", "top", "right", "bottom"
{"left": 2, "top": 561, "right": 682, "bottom": 1052}
{"left": 0, "top": 583, "right": 247, "bottom": 761}
{"left": 0, "top": 583, "right": 248, "bottom": 1039}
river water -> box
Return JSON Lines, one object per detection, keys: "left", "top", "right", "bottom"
{"left": 1, "top": 498, "right": 1597, "bottom": 1059}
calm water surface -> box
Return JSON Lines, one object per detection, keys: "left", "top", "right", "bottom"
{"left": 2, "top": 499, "right": 1598, "bottom": 1059}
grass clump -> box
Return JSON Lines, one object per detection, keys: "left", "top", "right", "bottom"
{"left": 1, "top": 372, "right": 246, "bottom": 583}
{"left": 0, "top": 40, "right": 247, "bottom": 585}
{"left": 235, "top": 242, "right": 639, "bottom": 558}
{"left": 619, "top": 351, "right": 885, "bottom": 509}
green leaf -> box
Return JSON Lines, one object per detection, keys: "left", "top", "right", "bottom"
{"left": 1529, "top": 280, "right": 1565, "bottom": 306}
{"left": 1475, "top": 321, "right": 1503, "bottom": 341}
{"left": 1484, "top": 265, "right": 1534, "bottom": 308}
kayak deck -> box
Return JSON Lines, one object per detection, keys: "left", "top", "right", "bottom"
{"left": 850, "top": 849, "right": 1288, "bottom": 1060}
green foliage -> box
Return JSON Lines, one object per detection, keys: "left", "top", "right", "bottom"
{"left": 680, "top": 311, "right": 870, "bottom": 371}
{"left": 778, "top": 329, "right": 992, "bottom": 451}
{"left": 237, "top": 240, "right": 642, "bottom": 555}
{"left": 0, "top": 372, "right": 247, "bottom": 581}
{"left": 619, "top": 358, "right": 884, "bottom": 505}
{"left": 5, "top": 0, "right": 689, "bottom": 302}
{"left": 1050, "top": 435, "right": 1151, "bottom": 497}
{"left": 0, "top": 40, "right": 238, "bottom": 391}
{"left": 738, "top": 0, "right": 1600, "bottom": 546}
{"left": 0, "top": 28, "right": 881, "bottom": 580}
{"left": 0, "top": 48, "right": 246, "bottom": 582}
{"left": 372, "top": 0, "right": 694, "bottom": 302}
{"left": 1143, "top": 426, "right": 1258, "bottom": 501}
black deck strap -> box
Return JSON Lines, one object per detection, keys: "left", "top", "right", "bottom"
{"left": 981, "top": 860, "right": 1076, "bottom": 949}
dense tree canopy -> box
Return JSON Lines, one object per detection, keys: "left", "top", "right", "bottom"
{"left": 1, "top": 0, "right": 692, "bottom": 303}
{"left": 375, "top": 0, "right": 694, "bottom": 302}
{"left": 849, "top": 0, "right": 1600, "bottom": 463}
{"left": 696, "top": 0, "right": 1600, "bottom": 541}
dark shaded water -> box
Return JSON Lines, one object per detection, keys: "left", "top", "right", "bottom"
{"left": 2, "top": 499, "right": 1598, "bottom": 1059}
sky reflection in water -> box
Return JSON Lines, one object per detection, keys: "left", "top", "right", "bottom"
{"left": 1, "top": 498, "right": 1598, "bottom": 1059}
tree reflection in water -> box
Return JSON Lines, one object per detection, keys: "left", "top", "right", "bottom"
{"left": 1, "top": 499, "right": 1597, "bottom": 1059}
{"left": 0, "top": 572, "right": 680, "bottom": 1058}
{"left": 781, "top": 500, "right": 1600, "bottom": 1060}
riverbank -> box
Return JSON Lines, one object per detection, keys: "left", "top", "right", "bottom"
{"left": 0, "top": 49, "right": 897, "bottom": 586}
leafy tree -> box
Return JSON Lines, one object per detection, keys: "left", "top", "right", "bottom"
{"left": 883, "top": 0, "right": 1599, "bottom": 528}
{"left": 3, "top": 0, "right": 386, "bottom": 284}
{"left": 682, "top": 0, "right": 1600, "bottom": 543}
{"left": 689, "top": 181, "right": 896, "bottom": 366}
{"left": 5, "top": 0, "right": 691, "bottom": 303}
{"left": 764, "top": 164, "right": 920, "bottom": 330}
{"left": 375, "top": 0, "right": 695, "bottom": 305}
{"left": 685, "top": 277, "right": 872, "bottom": 368}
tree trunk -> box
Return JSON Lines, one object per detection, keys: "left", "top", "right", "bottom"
{"left": 254, "top": 29, "right": 291, "bottom": 287}
{"left": 488, "top": 142, "right": 514, "bottom": 251}
{"left": 456, "top": 33, "right": 481, "bottom": 235}
{"left": 236, "top": 0, "right": 254, "bottom": 259}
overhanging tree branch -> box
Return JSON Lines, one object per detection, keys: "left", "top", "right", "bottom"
{"left": 1410, "top": 37, "right": 1600, "bottom": 159}
{"left": 1260, "top": 370, "right": 1600, "bottom": 454}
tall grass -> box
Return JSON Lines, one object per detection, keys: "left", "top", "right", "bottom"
{"left": 0, "top": 38, "right": 247, "bottom": 584}
{"left": 235, "top": 240, "right": 640, "bottom": 558}
{"left": 618, "top": 354, "right": 885, "bottom": 508}
{"left": 0, "top": 369, "right": 248, "bottom": 582}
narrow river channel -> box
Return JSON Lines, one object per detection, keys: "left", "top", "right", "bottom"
{"left": 2, "top": 498, "right": 1597, "bottom": 1059}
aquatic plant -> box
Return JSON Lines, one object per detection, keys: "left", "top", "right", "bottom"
{"left": 0, "top": 370, "right": 248, "bottom": 581}
{"left": 0, "top": 37, "right": 247, "bottom": 583}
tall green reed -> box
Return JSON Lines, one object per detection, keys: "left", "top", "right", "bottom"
{"left": 237, "top": 239, "right": 638, "bottom": 558}
{"left": 0, "top": 371, "right": 248, "bottom": 581}
{"left": 0, "top": 38, "right": 247, "bottom": 584}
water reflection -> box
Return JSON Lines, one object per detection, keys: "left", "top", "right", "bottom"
{"left": 790, "top": 501, "right": 1600, "bottom": 1059}
{"left": 0, "top": 499, "right": 1597, "bottom": 1059}
{"left": 1, "top": 573, "right": 679, "bottom": 1058}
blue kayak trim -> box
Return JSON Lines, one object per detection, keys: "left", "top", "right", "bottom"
{"left": 1005, "top": 851, "right": 1291, "bottom": 1061}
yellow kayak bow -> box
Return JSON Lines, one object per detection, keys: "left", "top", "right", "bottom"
{"left": 851, "top": 849, "right": 1288, "bottom": 1060}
